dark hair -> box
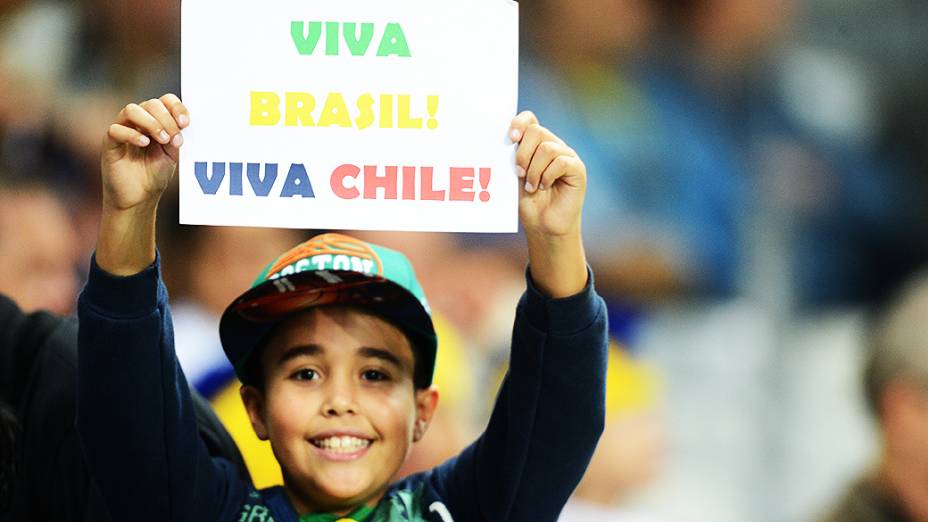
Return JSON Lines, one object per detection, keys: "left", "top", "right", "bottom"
{"left": 243, "top": 307, "right": 430, "bottom": 391}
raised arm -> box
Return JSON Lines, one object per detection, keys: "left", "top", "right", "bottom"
{"left": 427, "top": 113, "right": 608, "bottom": 521}
{"left": 95, "top": 94, "right": 186, "bottom": 275}
{"left": 77, "top": 96, "right": 244, "bottom": 522}
{"left": 512, "top": 110, "right": 589, "bottom": 298}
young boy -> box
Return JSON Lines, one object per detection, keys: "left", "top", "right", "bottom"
{"left": 77, "top": 94, "right": 607, "bottom": 521}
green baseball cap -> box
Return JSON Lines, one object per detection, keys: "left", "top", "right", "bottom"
{"left": 219, "top": 233, "right": 436, "bottom": 388}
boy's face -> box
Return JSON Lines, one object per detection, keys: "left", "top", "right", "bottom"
{"left": 241, "top": 306, "right": 438, "bottom": 513}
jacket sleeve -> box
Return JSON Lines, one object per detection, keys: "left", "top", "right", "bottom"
{"left": 76, "top": 255, "right": 246, "bottom": 522}
{"left": 428, "top": 267, "right": 608, "bottom": 522}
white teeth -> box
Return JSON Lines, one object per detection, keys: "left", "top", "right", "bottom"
{"left": 313, "top": 436, "right": 372, "bottom": 452}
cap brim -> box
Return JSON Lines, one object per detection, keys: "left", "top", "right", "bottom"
{"left": 219, "top": 270, "right": 436, "bottom": 386}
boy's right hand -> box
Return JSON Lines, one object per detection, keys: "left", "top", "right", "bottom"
{"left": 96, "top": 94, "right": 188, "bottom": 276}
{"left": 101, "top": 94, "right": 189, "bottom": 212}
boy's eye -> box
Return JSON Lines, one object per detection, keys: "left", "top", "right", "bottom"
{"left": 291, "top": 368, "right": 318, "bottom": 381}
{"left": 362, "top": 369, "right": 389, "bottom": 382}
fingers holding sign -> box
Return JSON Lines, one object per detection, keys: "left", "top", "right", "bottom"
{"left": 105, "top": 95, "right": 189, "bottom": 159}
{"left": 510, "top": 111, "right": 587, "bottom": 239}
{"left": 141, "top": 97, "right": 184, "bottom": 146}
{"left": 101, "top": 94, "right": 190, "bottom": 214}
{"left": 510, "top": 110, "right": 589, "bottom": 298}
{"left": 98, "top": 94, "right": 191, "bottom": 276}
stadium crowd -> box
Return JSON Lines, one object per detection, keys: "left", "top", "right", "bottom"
{"left": 2, "top": 0, "right": 928, "bottom": 520}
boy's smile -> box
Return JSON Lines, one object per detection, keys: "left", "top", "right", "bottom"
{"left": 309, "top": 431, "right": 373, "bottom": 460}
{"left": 241, "top": 305, "right": 439, "bottom": 515}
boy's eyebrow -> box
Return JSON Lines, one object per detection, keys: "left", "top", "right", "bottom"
{"left": 357, "top": 347, "right": 406, "bottom": 370}
{"left": 277, "top": 344, "right": 323, "bottom": 366}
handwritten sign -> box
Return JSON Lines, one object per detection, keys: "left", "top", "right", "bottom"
{"left": 180, "top": 1, "right": 519, "bottom": 232}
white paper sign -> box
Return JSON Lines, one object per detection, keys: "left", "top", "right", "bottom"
{"left": 180, "top": 0, "right": 519, "bottom": 232}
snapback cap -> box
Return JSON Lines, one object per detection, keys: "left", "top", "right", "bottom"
{"left": 219, "top": 233, "right": 437, "bottom": 388}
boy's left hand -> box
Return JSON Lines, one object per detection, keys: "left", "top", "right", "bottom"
{"left": 511, "top": 111, "right": 586, "bottom": 238}
{"left": 511, "top": 112, "right": 589, "bottom": 298}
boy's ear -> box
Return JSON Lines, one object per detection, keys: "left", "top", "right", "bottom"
{"left": 413, "top": 385, "right": 440, "bottom": 442}
{"left": 240, "top": 385, "right": 270, "bottom": 441}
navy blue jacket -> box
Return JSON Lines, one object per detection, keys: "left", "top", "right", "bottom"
{"left": 77, "top": 256, "right": 607, "bottom": 521}
{"left": 0, "top": 293, "right": 247, "bottom": 522}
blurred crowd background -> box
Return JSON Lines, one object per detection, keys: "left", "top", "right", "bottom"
{"left": 2, "top": 0, "right": 928, "bottom": 520}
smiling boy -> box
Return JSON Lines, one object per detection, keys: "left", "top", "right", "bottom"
{"left": 77, "top": 94, "right": 607, "bottom": 521}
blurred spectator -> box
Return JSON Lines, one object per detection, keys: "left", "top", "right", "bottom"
{"left": 76, "top": 0, "right": 179, "bottom": 93}
{"left": 0, "top": 291, "right": 248, "bottom": 521}
{"left": 636, "top": 0, "right": 790, "bottom": 301}
{"left": 801, "top": 0, "right": 928, "bottom": 227}
{"left": 801, "top": 0, "right": 928, "bottom": 301}
{"left": 0, "top": 0, "right": 84, "bottom": 200}
{"left": 0, "top": 180, "right": 79, "bottom": 314}
{"left": 1, "top": 0, "right": 175, "bottom": 263}
{"left": 823, "top": 274, "right": 928, "bottom": 521}
{"left": 0, "top": 0, "right": 181, "bottom": 194}
{"left": 519, "top": 0, "right": 683, "bottom": 301}
{"left": 645, "top": 0, "right": 913, "bottom": 308}
{"left": 0, "top": 0, "right": 79, "bottom": 134}
{"left": 58, "top": 0, "right": 180, "bottom": 166}
{"left": 655, "top": 0, "right": 793, "bottom": 69}
{"left": 560, "top": 344, "right": 666, "bottom": 521}
{"left": 521, "top": 0, "right": 915, "bottom": 307}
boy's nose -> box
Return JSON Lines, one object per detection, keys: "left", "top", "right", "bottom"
{"left": 323, "top": 397, "right": 357, "bottom": 416}
{"left": 321, "top": 378, "right": 358, "bottom": 416}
